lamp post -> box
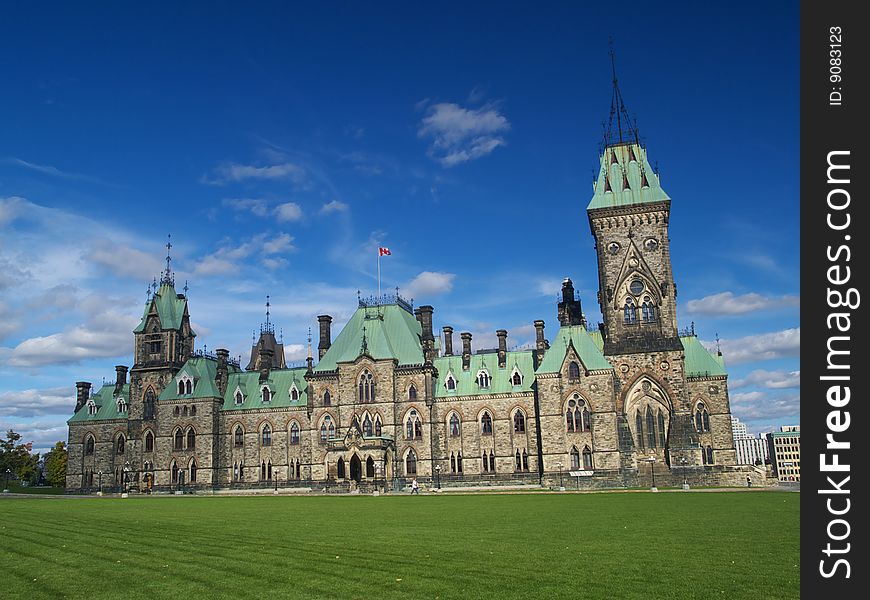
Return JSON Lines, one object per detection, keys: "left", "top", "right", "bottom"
{"left": 3, "top": 468, "right": 10, "bottom": 493}
{"left": 557, "top": 462, "right": 564, "bottom": 491}
{"left": 680, "top": 457, "right": 689, "bottom": 490}
{"left": 98, "top": 470, "right": 103, "bottom": 496}
{"left": 374, "top": 462, "right": 382, "bottom": 495}
{"left": 647, "top": 456, "right": 657, "bottom": 491}
{"left": 435, "top": 464, "right": 441, "bottom": 490}
{"left": 274, "top": 468, "right": 279, "bottom": 493}
{"left": 123, "top": 462, "right": 131, "bottom": 496}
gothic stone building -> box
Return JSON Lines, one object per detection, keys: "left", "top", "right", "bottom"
{"left": 66, "top": 120, "right": 755, "bottom": 493}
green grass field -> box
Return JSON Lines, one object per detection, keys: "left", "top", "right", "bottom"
{"left": 0, "top": 491, "right": 799, "bottom": 600}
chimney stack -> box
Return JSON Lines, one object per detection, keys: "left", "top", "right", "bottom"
{"left": 496, "top": 329, "right": 507, "bottom": 368}
{"left": 534, "top": 320, "right": 548, "bottom": 363}
{"left": 259, "top": 347, "right": 274, "bottom": 383}
{"left": 442, "top": 326, "right": 454, "bottom": 356}
{"left": 317, "top": 315, "right": 332, "bottom": 360}
{"left": 557, "top": 277, "right": 583, "bottom": 326}
{"left": 461, "top": 332, "right": 472, "bottom": 371}
{"left": 215, "top": 348, "right": 229, "bottom": 395}
{"left": 114, "top": 365, "right": 128, "bottom": 394}
{"left": 75, "top": 381, "right": 92, "bottom": 412}
{"left": 418, "top": 305, "right": 435, "bottom": 362}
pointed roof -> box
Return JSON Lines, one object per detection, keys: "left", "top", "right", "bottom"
{"left": 68, "top": 383, "right": 130, "bottom": 422}
{"left": 587, "top": 142, "right": 669, "bottom": 210}
{"left": 433, "top": 350, "right": 535, "bottom": 398}
{"left": 681, "top": 335, "right": 727, "bottom": 378}
{"left": 133, "top": 282, "right": 191, "bottom": 332}
{"left": 536, "top": 325, "right": 613, "bottom": 374}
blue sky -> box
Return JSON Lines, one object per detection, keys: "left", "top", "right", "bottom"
{"left": 0, "top": 2, "right": 799, "bottom": 452}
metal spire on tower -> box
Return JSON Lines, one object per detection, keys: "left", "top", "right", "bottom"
{"left": 604, "top": 38, "right": 639, "bottom": 147}
{"left": 160, "top": 234, "right": 175, "bottom": 286}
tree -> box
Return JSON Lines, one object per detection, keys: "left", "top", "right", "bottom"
{"left": 44, "top": 441, "right": 68, "bottom": 487}
{"left": 0, "top": 429, "right": 40, "bottom": 485}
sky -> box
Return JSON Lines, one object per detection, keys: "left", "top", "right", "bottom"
{"left": 0, "top": 2, "right": 799, "bottom": 453}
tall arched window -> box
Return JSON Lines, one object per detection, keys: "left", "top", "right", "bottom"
{"left": 512, "top": 371, "right": 523, "bottom": 386}
{"left": 323, "top": 390, "right": 331, "bottom": 406}
{"left": 234, "top": 426, "right": 244, "bottom": 447}
{"left": 477, "top": 370, "right": 491, "bottom": 388}
{"left": 116, "top": 435, "right": 125, "bottom": 455}
{"left": 290, "top": 422, "right": 300, "bottom": 445}
{"left": 482, "top": 451, "right": 489, "bottom": 472}
{"left": 624, "top": 298, "right": 638, "bottom": 324}
{"left": 566, "top": 395, "right": 590, "bottom": 432}
{"left": 143, "top": 389, "right": 156, "bottom": 420}
{"left": 489, "top": 451, "right": 495, "bottom": 472}
{"left": 449, "top": 413, "right": 461, "bottom": 437}
{"left": 646, "top": 406, "right": 657, "bottom": 448}
{"left": 513, "top": 410, "right": 526, "bottom": 433}
{"left": 657, "top": 411, "right": 666, "bottom": 447}
{"left": 481, "top": 412, "right": 493, "bottom": 435}
{"left": 363, "top": 414, "right": 373, "bottom": 437}
{"left": 187, "top": 427, "right": 195, "bottom": 450}
{"left": 358, "top": 370, "right": 375, "bottom": 403}
{"left": 515, "top": 449, "right": 522, "bottom": 471}
{"left": 186, "top": 379, "right": 192, "bottom": 395}
{"left": 289, "top": 385, "right": 299, "bottom": 401}
{"left": 374, "top": 415, "right": 382, "bottom": 436}
{"left": 635, "top": 412, "right": 645, "bottom": 450}
{"left": 337, "top": 458, "right": 346, "bottom": 479}
{"left": 406, "top": 449, "right": 417, "bottom": 476}
{"left": 451, "top": 452, "right": 457, "bottom": 473}
{"left": 641, "top": 297, "right": 656, "bottom": 323}
{"left": 189, "top": 460, "right": 197, "bottom": 483}
{"left": 408, "top": 385, "right": 417, "bottom": 401}
{"left": 190, "top": 406, "right": 196, "bottom": 416}
{"left": 144, "top": 431, "right": 154, "bottom": 453}
{"left": 406, "top": 410, "right": 422, "bottom": 440}
{"left": 706, "top": 446, "right": 714, "bottom": 465}
{"left": 695, "top": 403, "right": 710, "bottom": 433}
{"left": 262, "top": 424, "right": 272, "bottom": 447}
{"left": 457, "top": 451, "right": 463, "bottom": 473}
{"left": 85, "top": 435, "right": 95, "bottom": 456}
{"left": 171, "top": 461, "right": 179, "bottom": 484}
{"left": 582, "top": 446, "right": 593, "bottom": 470}
{"left": 568, "top": 361, "right": 581, "bottom": 380}
{"left": 522, "top": 449, "right": 529, "bottom": 471}
{"left": 174, "top": 428, "right": 184, "bottom": 450}
{"left": 262, "top": 386, "right": 272, "bottom": 403}
{"left": 178, "top": 381, "right": 185, "bottom": 395}
{"left": 570, "top": 446, "right": 581, "bottom": 469}
{"left": 235, "top": 390, "right": 244, "bottom": 405}
{"left": 320, "top": 415, "right": 334, "bottom": 443}
{"left": 446, "top": 374, "right": 456, "bottom": 390}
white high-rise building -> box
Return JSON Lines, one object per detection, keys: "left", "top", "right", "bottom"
{"left": 731, "top": 416, "right": 769, "bottom": 465}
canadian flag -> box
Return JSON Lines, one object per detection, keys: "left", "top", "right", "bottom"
{"left": 378, "top": 247, "right": 391, "bottom": 256}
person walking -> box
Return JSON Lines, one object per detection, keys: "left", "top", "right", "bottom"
{"left": 411, "top": 478, "right": 419, "bottom": 494}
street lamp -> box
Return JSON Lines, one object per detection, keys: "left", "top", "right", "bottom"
{"left": 274, "top": 468, "right": 279, "bottom": 493}
{"left": 435, "top": 464, "right": 441, "bottom": 490}
{"left": 679, "top": 457, "right": 689, "bottom": 490}
{"left": 647, "top": 456, "right": 657, "bottom": 491}
{"left": 3, "top": 468, "right": 10, "bottom": 493}
{"left": 557, "top": 462, "right": 564, "bottom": 491}
{"left": 123, "top": 462, "right": 131, "bottom": 495}
{"left": 98, "top": 469, "right": 103, "bottom": 496}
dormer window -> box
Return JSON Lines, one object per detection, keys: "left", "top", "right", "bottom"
{"left": 178, "top": 374, "right": 193, "bottom": 395}
{"left": 445, "top": 372, "right": 457, "bottom": 391}
{"left": 261, "top": 386, "right": 271, "bottom": 403}
{"left": 116, "top": 398, "right": 126, "bottom": 413}
{"left": 87, "top": 401, "right": 97, "bottom": 416}
{"left": 476, "top": 369, "right": 491, "bottom": 389}
{"left": 234, "top": 388, "right": 244, "bottom": 405}
{"left": 510, "top": 368, "right": 523, "bottom": 386}
{"left": 289, "top": 384, "right": 299, "bottom": 401}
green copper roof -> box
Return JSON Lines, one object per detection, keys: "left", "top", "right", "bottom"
{"left": 681, "top": 335, "right": 727, "bottom": 378}
{"left": 158, "top": 356, "right": 241, "bottom": 401}
{"left": 315, "top": 304, "right": 424, "bottom": 372}
{"left": 433, "top": 350, "right": 535, "bottom": 398}
{"left": 68, "top": 383, "right": 130, "bottom": 423}
{"left": 223, "top": 367, "right": 309, "bottom": 410}
{"left": 587, "top": 142, "right": 670, "bottom": 210}
{"left": 536, "top": 325, "right": 613, "bottom": 374}
{"left": 134, "top": 283, "right": 189, "bottom": 332}
{"left": 587, "top": 329, "right": 604, "bottom": 353}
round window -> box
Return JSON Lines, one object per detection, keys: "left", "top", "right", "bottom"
{"left": 629, "top": 279, "right": 644, "bottom": 295}
{"left": 608, "top": 242, "right": 620, "bottom": 254}
{"left": 644, "top": 238, "right": 659, "bottom": 251}
{"left": 568, "top": 399, "right": 576, "bottom": 408}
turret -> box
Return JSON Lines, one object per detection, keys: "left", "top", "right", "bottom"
{"left": 75, "top": 381, "right": 91, "bottom": 412}
{"left": 318, "top": 315, "right": 332, "bottom": 360}
{"left": 496, "top": 329, "right": 507, "bottom": 368}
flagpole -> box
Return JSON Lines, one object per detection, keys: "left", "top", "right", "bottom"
{"left": 377, "top": 250, "right": 381, "bottom": 298}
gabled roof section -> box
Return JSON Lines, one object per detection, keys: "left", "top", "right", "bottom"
{"left": 68, "top": 383, "right": 130, "bottom": 423}
{"left": 681, "top": 335, "right": 727, "bottom": 378}
{"left": 158, "top": 356, "right": 241, "bottom": 401}
{"left": 314, "top": 304, "right": 424, "bottom": 372}
{"left": 133, "top": 282, "right": 191, "bottom": 333}
{"left": 433, "top": 350, "right": 535, "bottom": 398}
{"left": 587, "top": 142, "right": 670, "bottom": 211}
{"left": 222, "top": 367, "right": 309, "bottom": 410}
{"left": 536, "top": 325, "right": 613, "bottom": 374}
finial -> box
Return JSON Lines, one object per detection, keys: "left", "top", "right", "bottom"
{"left": 252, "top": 329, "right": 256, "bottom": 345}
{"left": 279, "top": 327, "right": 283, "bottom": 343}
{"left": 307, "top": 327, "right": 313, "bottom": 359}
{"left": 361, "top": 325, "right": 368, "bottom": 354}
{"left": 357, "top": 289, "right": 361, "bottom": 302}
{"left": 691, "top": 321, "right": 696, "bottom": 336}
{"left": 160, "top": 234, "right": 174, "bottom": 286}
{"left": 146, "top": 284, "right": 152, "bottom": 303}
{"left": 715, "top": 332, "right": 721, "bottom": 354}
{"left": 266, "top": 295, "right": 270, "bottom": 327}
{"left": 152, "top": 277, "right": 157, "bottom": 294}
{"left": 183, "top": 280, "right": 189, "bottom": 296}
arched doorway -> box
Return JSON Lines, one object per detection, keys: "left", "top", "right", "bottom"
{"left": 337, "top": 458, "right": 346, "bottom": 479}
{"left": 350, "top": 454, "right": 362, "bottom": 482}
{"left": 366, "top": 456, "right": 375, "bottom": 478}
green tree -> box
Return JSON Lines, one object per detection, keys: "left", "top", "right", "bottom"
{"left": 44, "top": 441, "right": 68, "bottom": 487}
{"left": 0, "top": 429, "right": 40, "bottom": 484}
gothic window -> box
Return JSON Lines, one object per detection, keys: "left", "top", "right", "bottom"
{"left": 457, "top": 451, "right": 463, "bottom": 473}
{"left": 320, "top": 415, "right": 334, "bottom": 443}
{"left": 116, "top": 435, "right": 126, "bottom": 455}
{"left": 189, "top": 460, "right": 197, "bottom": 483}
{"left": 445, "top": 374, "right": 456, "bottom": 391}
{"left": 476, "top": 369, "right": 491, "bottom": 388}
{"left": 337, "top": 458, "right": 345, "bottom": 479}
{"left": 482, "top": 451, "right": 489, "bottom": 472}
{"left": 262, "top": 386, "right": 272, "bottom": 403}
{"left": 568, "top": 361, "right": 581, "bottom": 381}
{"left": 657, "top": 411, "right": 666, "bottom": 447}
{"left": 706, "top": 446, "right": 714, "bottom": 465}
{"left": 489, "top": 451, "right": 495, "bottom": 472}
{"left": 513, "top": 410, "right": 526, "bottom": 433}
{"left": 481, "top": 411, "right": 493, "bottom": 435}
{"left": 234, "top": 390, "right": 244, "bottom": 405}
{"left": 144, "top": 431, "right": 154, "bottom": 453}
{"left": 409, "top": 385, "right": 417, "bottom": 401}
{"left": 174, "top": 406, "right": 180, "bottom": 416}
{"left": 624, "top": 298, "right": 638, "bottom": 324}
{"left": 183, "top": 406, "right": 188, "bottom": 416}
{"left": 515, "top": 449, "right": 522, "bottom": 471}
{"left": 566, "top": 395, "right": 590, "bottom": 432}
{"left": 641, "top": 297, "right": 656, "bottom": 323}
{"left": 570, "top": 446, "right": 580, "bottom": 470}
{"left": 695, "top": 403, "right": 710, "bottom": 433}
{"left": 290, "top": 422, "right": 300, "bottom": 445}
{"left": 234, "top": 426, "right": 244, "bottom": 447}
{"left": 522, "top": 449, "right": 529, "bottom": 471}
{"left": 646, "top": 407, "right": 657, "bottom": 449}
{"left": 374, "top": 415, "right": 382, "bottom": 436}
{"left": 358, "top": 370, "right": 375, "bottom": 403}
{"left": 116, "top": 398, "right": 126, "bottom": 413}
{"left": 186, "top": 380, "right": 192, "bottom": 394}
{"left": 406, "top": 449, "right": 417, "bottom": 476}
{"left": 635, "top": 412, "right": 645, "bottom": 451}
{"left": 174, "top": 428, "right": 184, "bottom": 451}
{"left": 289, "top": 384, "right": 299, "bottom": 401}
{"left": 178, "top": 381, "right": 185, "bottom": 395}
{"left": 449, "top": 413, "right": 461, "bottom": 437}
{"left": 191, "top": 406, "right": 196, "bottom": 416}
{"left": 363, "top": 414, "right": 373, "bottom": 437}
{"left": 405, "top": 409, "right": 422, "bottom": 440}
{"left": 87, "top": 401, "right": 97, "bottom": 416}
{"left": 323, "top": 390, "right": 331, "bottom": 406}
{"left": 451, "top": 452, "right": 457, "bottom": 473}
{"left": 171, "top": 461, "right": 178, "bottom": 484}
{"left": 582, "top": 446, "right": 593, "bottom": 470}
{"left": 511, "top": 370, "right": 523, "bottom": 386}
{"left": 85, "top": 435, "right": 95, "bottom": 456}
{"left": 187, "top": 427, "right": 195, "bottom": 450}
{"left": 262, "top": 424, "right": 272, "bottom": 447}
{"left": 143, "top": 389, "right": 156, "bottom": 420}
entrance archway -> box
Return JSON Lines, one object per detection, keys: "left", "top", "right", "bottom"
{"left": 366, "top": 456, "right": 375, "bottom": 478}
{"left": 350, "top": 454, "right": 362, "bottom": 482}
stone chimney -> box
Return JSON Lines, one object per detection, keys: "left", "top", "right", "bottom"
{"left": 75, "top": 381, "right": 92, "bottom": 412}
{"left": 114, "top": 365, "right": 128, "bottom": 394}
{"left": 317, "top": 315, "right": 332, "bottom": 360}
{"left": 259, "top": 347, "right": 274, "bottom": 383}
{"left": 461, "top": 332, "right": 472, "bottom": 371}
{"left": 418, "top": 305, "right": 435, "bottom": 362}
{"left": 534, "top": 320, "right": 548, "bottom": 363}
{"left": 557, "top": 277, "right": 583, "bottom": 327}
{"left": 496, "top": 329, "right": 507, "bottom": 368}
{"left": 442, "top": 326, "right": 454, "bottom": 356}
{"left": 215, "top": 348, "right": 229, "bottom": 395}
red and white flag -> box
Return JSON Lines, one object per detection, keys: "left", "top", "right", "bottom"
{"left": 378, "top": 247, "right": 391, "bottom": 256}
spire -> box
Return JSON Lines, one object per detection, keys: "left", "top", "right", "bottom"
{"left": 306, "top": 327, "right": 313, "bottom": 371}
{"left": 261, "top": 295, "right": 274, "bottom": 334}
{"left": 604, "top": 39, "right": 639, "bottom": 148}
{"left": 160, "top": 234, "right": 175, "bottom": 286}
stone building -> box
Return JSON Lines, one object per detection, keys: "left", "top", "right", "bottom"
{"left": 66, "top": 84, "right": 756, "bottom": 493}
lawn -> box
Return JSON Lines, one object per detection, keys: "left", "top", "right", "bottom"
{"left": 0, "top": 491, "right": 799, "bottom": 600}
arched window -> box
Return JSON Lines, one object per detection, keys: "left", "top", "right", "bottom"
{"left": 234, "top": 390, "right": 244, "bottom": 405}
{"left": 481, "top": 411, "right": 493, "bottom": 435}
{"left": 363, "top": 414, "right": 373, "bottom": 437}
{"left": 457, "top": 451, "right": 463, "bottom": 473}
{"left": 178, "top": 381, "right": 185, "bottom": 395}
{"left": 657, "top": 411, "right": 666, "bottom": 447}
{"left": 358, "top": 370, "right": 375, "bottom": 403}
{"left": 144, "top": 431, "right": 154, "bottom": 453}
{"left": 482, "top": 451, "right": 489, "bottom": 472}
{"left": 190, "top": 406, "right": 196, "bottom": 416}
{"left": 446, "top": 374, "right": 456, "bottom": 390}
{"left": 489, "top": 451, "right": 495, "bottom": 472}
{"left": 568, "top": 361, "right": 581, "bottom": 381}
{"left": 406, "top": 449, "right": 417, "bottom": 475}
{"left": 174, "top": 428, "right": 184, "bottom": 450}
{"left": 522, "top": 449, "right": 529, "bottom": 471}
{"left": 116, "top": 435, "right": 125, "bottom": 455}
{"left": 513, "top": 410, "right": 526, "bottom": 433}
{"left": 706, "top": 446, "right": 714, "bottom": 465}
{"left": 624, "top": 298, "right": 638, "bottom": 324}
{"left": 449, "top": 413, "right": 461, "bottom": 437}
{"left": 262, "top": 386, "right": 272, "bottom": 403}
{"left": 566, "top": 395, "right": 590, "bottom": 432}
{"left": 695, "top": 403, "right": 710, "bottom": 433}
{"left": 451, "top": 452, "right": 457, "bottom": 473}
{"left": 289, "top": 385, "right": 299, "bottom": 401}
{"left": 186, "top": 380, "right": 192, "bottom": 395}
{"left": 143, "top": 388, "right": 156, "bottom": 420}
{"left": 262, "top": 424, "right": 272, "bottom": 447}
{"left": 337, "top": 458, "right": 346, "bottom": 479}
{"left": 116, "top": 398, "right": 126, "bottom": 413}
{"left": 234, "top": 426, "right": 244, "bottom": 447}
{"left": 635, "top": 412, "right": 644, "bottom": 450}
{"left": 515, "top": 449, "right": 522, "bottom": 471}
{"left": 174, "top": 406, "right": 180, "bottom": 416}
{"left": 374, "top": 415, "right": 382, "bottom": 436}
{"left": 88, "top": 401, "right": 97, "bottom": 416}
{"left": 85, "top": 435, "right": 95, "bottom": 455}
{"left": 646, "top": 406, "right": 657, "bottom": 448}
{"left": 171, "top": 461, "right": 178, "bottom": 484}
{"left": 582, "top": 446, "right": 593, "bottom": 470}
{"left": 320, "top": 415, "right": 334, "bottom": 443}
{"left": 182, "top": 406, "right": 188, "bottom": 417}
{"left": 477, "top": 370, "right": 491, "bottom": 388}
{"left": 409, "top": 385, "right": 417, "bottom": 401}
{"left": 261, "top": 461, "right": 267, "bottom": 481}
{"left": 189, "top": 460, "right": 197, "bottom": 483}
{"left": 290, "top": 422, "right": 300, "bottom": 445}
{"left": 405, "top": 410, "right": 422, "bottom": 440}
{"left": 570, "top": 446, "right": 581, "bottom": 469}
{"left": 323, "top": 390, "right": 331, "bottom": 406}
{"left": 187, "top": 427, "right": 195, "bottom": 450}
{"left": 512, "top": 371, "right": 522, "bottom": 386}
{"left": 641, "top": 297, "right": 656, "bottom": 323}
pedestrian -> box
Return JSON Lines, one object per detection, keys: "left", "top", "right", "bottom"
{"left": 746, "top": 475, "right": 751, "bottom": 488}
{"left": 411, "top": 478, "right": 419, "bottom": 494}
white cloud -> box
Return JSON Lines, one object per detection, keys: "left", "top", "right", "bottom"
{"left": 730, "top": 391, "right": 801, "bottom": 421}
{"left": 193, "top": 255, "right": 238, "bottom": 276}
{"left": 274, "top": 202, "right": 303, "bottom": 222}
{"left": 0, "top": 196, "right": 31, "bottom": 226}
{"left": 731, "top": 369, "right": 800, "bottom": 390}
{"left": 263, "top": 233, "right": 295, "bottom": 255}
{"left": 202, "top": 161, "right": 306, "bottom": 185}
{"left": 0, "top": 418, "right": 70, "bottom": 455}
{"left": 418, "top": 102, "right": 510, "bottom": 167}
{"left": 404, "top": 271, "right": 456, "bottom": 299}
{"left": 0, "top": 387, "right": 73, "bottom": 417}
{"left": 0, "top": 301, "right": 22, "bottom": 341}
{"left": 320, "top": 200, "right": 349, "bottom": 214}
{"left": 223, "top": 198, "right": 270, "bottom": 217}
{"left": 705, "top": 328, "right": 800, "bottom": 365}
{"left": 261, "top": 257, "right": 288, "bottom": 270}
{"left": 90, "top": 237, "right": 165, "bottom": 281}
{"left": 685, "top": 291, "right": 799, "bottom": 316}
